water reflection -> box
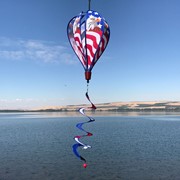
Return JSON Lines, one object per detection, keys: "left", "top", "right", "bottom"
{"left": 1, "top": 111, "right": 180, "bottom": 119}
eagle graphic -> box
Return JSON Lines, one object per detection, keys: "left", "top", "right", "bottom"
{"left": 86, "top": 15, "right": 102, "bottom": 31}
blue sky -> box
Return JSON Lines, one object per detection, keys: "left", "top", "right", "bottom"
{"left": 0, "top": 0, "right": 180, "bottom": 109}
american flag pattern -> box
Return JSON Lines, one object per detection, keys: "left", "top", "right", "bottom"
{"left": 67, "top": 10, "right": 110, "bottom": 71}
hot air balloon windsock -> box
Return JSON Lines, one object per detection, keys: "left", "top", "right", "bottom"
{"left": 67, "top": 3, "right": 110, "bottom": 168}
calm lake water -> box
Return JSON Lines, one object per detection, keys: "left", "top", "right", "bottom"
{"left": 0, "top": 112, "right": 180, "bottom": 180}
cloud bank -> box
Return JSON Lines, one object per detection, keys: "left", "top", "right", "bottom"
{"left": 0, "top": 37, "right": 76, "bottom": 64}
{"left": 0, "top": 98, "right": 66, "bottom": 110}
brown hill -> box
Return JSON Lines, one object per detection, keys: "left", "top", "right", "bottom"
{"left": 37, "top": 101, "right": 180, "bottom": 112}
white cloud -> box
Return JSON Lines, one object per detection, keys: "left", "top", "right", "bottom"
{"left": 0, "top": 98, "right": 67, "bottom": 110}
{"left": 0, "top": 37, "right": 77, "bottom": 64}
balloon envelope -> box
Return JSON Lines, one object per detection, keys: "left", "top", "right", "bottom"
{"left": 67, "top": 10, "right": 110, "bottom": 81}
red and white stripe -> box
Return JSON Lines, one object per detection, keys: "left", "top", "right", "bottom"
{"left": 72, "top": 22, "right": 110, "bottom": 70}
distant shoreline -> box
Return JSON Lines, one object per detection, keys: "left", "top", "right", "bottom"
{"left": 1, "top": 101, "right": 180, "bottom": 112}
{"left": 1, "top": 109, "right": 180, "bottom": 113}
